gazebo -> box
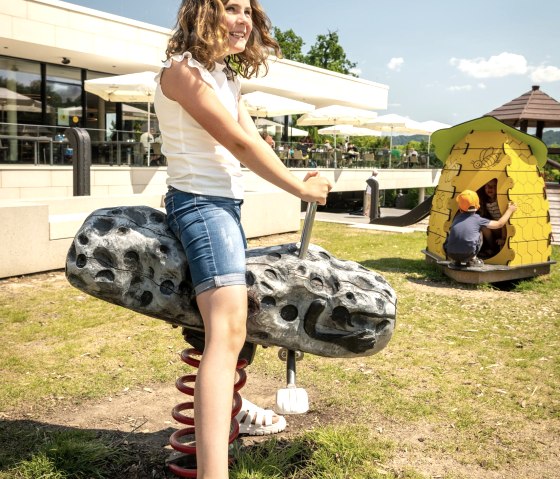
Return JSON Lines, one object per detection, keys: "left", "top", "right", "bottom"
{"left": 484, "top": 85, "right": 560, "bottom": 247}
{"left": 485, "top": 85, "right": 560, "bottom": 139}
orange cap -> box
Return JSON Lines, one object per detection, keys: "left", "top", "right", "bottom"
{"left": 456, "top": 190, "right": 480, "bottom": 212}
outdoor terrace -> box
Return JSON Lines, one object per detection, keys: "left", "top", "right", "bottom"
{"left": 0, "top": 122, "right": 436, "bottom": 169}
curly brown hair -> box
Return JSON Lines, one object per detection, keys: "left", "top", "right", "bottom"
{"left": 165, "top": 0, "right": 280, "bottom": 79}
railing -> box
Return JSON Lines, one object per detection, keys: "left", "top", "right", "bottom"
{"left": 274, "top": 142, "right": 439, "bottom": 169}
{"left": 0, "top": 121, "right": 439, "bottom": 169}
{"left": 0, "top": 122, "right": 161, "bottom": 167}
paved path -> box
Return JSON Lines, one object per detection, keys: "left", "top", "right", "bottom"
{"left": 302, "top": 207, "right": 429, "bottom": 233}
{"left": 311, "top": 205, "right": 559, "bottom": 245}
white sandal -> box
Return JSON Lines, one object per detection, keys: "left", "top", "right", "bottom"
{"left": 235, "top": 398, "right": 287, "bottom": 436}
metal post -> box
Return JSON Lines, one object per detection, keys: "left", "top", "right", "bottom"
{"left": 286, "top": 349, "right": 296, "bottom": 386}
{"left": 65, "top": 127, "right": 91, "bottom": 196}
{"left": 299, "top": 202, "right": 317, "bottom": 258}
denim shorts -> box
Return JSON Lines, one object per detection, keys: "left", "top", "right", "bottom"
{"left": 165, "top": 187, "right": 247, "bottom": 296}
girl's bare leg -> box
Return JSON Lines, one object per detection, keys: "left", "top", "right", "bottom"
{"left": 194, "top": 284, "right": 247, "bottom": 479}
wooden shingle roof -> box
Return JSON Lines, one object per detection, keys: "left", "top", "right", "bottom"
{"left": 485, "top": 85, "right": 560, "bottom": 128}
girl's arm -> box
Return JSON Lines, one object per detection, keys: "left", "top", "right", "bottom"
{"left": 160, "top": 61, "right": 331, "bottom": 204}
{"left": 237, "top": 96, "right": 263, "bottom": 142}
{"left": 486, "top": 203, "right": 517, "bottom": 229}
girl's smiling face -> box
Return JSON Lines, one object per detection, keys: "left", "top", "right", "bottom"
{"left": 223, "top": 0, "right": 253, "bottom": 57}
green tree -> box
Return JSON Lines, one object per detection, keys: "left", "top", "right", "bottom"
{"left": 272, "top": 27, "right": 305, "bottom": 62}
{"left": 305, "top": 30, "right": 357, "bottom": 76}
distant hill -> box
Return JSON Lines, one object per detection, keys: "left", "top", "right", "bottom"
{"left": 392, "top": 135, "right": 426, "bottom": 146}
{"left": 543, "top": 130, "right": 560, "bottom": 146}
{"left": 390, "top": 130, "right": 560, "bottom": 147}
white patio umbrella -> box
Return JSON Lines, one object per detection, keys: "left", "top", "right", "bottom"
{"left": 296, "top": 105, "right": 378, "bottom": 127}
{"left": 317, "top": 124, "right": 382, "bottom": 137}
{"left": 255, "top": 118, "right": 284, "bottom": 128}
{"left": 254, "top": 118, "right": 284, "bottom": 136}
{"left": 418, "top": 120, "right": 452, "bottom": 133}
{"left": 417, "top": 120, "right": 452, "bottom": 159}
{"left": 85, "top": 71, "right": 157, "bottom": 162}
{"left": 85, "top": 71, "right": 157, "bottom": 103}
{"left": 60, "top": 104, "right": 153, "bottom": 121}
{"left": 242, "top": 91, "right": 315, "bottom": 118}
{"left": 287, "top": 126, "right": 309, "bottom": 137}
{"left": 364, "top": 113, "right": 428, "bottom": 145}
{"left": 254, "top": 117, "right": 309, "bottom": 139}
{"left": 364, "top": 113, "right": 428, "bottom": 166}
{"left": 0, "top": 87, "right": 38, "bottom": 107}
{"left": 0, "top": 87, "right": 43, "bottom": 119}
{"left": 297, "top": 105, "right": 378, "bottom": 166}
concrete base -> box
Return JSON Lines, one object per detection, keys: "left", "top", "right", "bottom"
{"left": 423, "top": 249, "right": 555, "bottom": 284}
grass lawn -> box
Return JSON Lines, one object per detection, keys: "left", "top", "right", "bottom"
{"left": 0, "top": 222, "right": 558, "bottom": 479}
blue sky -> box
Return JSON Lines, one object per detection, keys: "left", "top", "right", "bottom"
{"left": 68, "top": 0, "right": 560, "bottom": 126}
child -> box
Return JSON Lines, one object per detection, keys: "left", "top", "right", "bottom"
{"left": 444, "top": 190, "right": 516, "bottom": 267}
{"left": 478, "top": 178, "right": 506, "bottom": 256}
{"left": 154, "top": 1, "right": 332, "bottom": 477}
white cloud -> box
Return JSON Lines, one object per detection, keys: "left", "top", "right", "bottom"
{"left": 446, "top": 83, "right": 486, "bottom": 92}
{"left": 530, "top": 65, "right": 560, "bottom": 83}
{"left": 449, "top": 52, "right": 528, "bottom": 78}
{"left": 387, "top": 57, "right": 404, "bottom": 71}
{"left": 447, "top": 85, "right": 473, "bottom": 92}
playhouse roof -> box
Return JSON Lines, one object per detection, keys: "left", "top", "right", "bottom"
{"left": 485, "top": 85, "right": 560, "bottom": 129}
{"left": 431, "top": 116, "right": 549, "bottom": 167}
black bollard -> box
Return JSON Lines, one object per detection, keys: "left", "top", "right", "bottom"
{"left": 366, "top": 176, "right": 380, "bottom": 222}
{"left": 65, "top": 127, "right": 91, "bottom": 196}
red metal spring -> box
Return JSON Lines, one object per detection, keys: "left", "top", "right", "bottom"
{"left": 168, "top": 348, "right": 248, "bottom": 478}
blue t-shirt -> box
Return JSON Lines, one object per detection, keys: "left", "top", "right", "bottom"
{"left": 445, "top": 212, "right": 490, "bottom": 255}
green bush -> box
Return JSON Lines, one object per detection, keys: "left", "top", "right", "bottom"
{"left": 388, "top": 187, "right": 435, "bottom": 209}
{"left": 381, "top": 189, "right": 397, "bottom": 207}
{"left": 406, "top": 187, "right": 435, "bottom": 208}
{"left": 546, "top": 168, "right": 560, "bottom": 182}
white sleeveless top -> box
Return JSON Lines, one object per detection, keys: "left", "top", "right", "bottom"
{"left": 154, "top": 52, "right": 244, "bottom": 199}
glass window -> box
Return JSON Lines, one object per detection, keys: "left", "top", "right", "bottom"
{"left": 0, "top": 57, "right": 43, "bottom": 163}
{"left": 0, "top": 56, "right": 42, "bottom": 126}
{"left": 46, "top": 64, "right": 82, "bottom": 128}
{"left": 86, "top": 71, "right": 118, "bottom": 141}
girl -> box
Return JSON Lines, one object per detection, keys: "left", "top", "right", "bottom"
{"left": 478, "top": 178, "right": 506, "bottom": 256}
{"left": 154, "top": 1, "right": 331, "bottom": 477}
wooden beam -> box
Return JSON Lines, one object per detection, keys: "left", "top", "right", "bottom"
{"left": 536, "top": 120, "right": 545, "bottom": 139}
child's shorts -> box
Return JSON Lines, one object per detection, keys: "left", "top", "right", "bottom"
{"left": 165, "top": 187, "right": 247, "bottom": 296}
{"left": 444, "top": 235, "right": 483, "bottom": 262}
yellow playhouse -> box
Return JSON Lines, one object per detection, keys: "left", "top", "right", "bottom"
{"left": 424, "top": 116, "right": 554, "bottom": 283}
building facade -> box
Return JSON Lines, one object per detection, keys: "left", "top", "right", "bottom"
{"left": 1, "top": 0, "right": 389, "bottom": 165}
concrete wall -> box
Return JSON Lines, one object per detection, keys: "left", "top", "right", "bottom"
{"left": 0, "top": 166, "right": 440, "bottom": 278}
{"left": 0, "top": 165, "right": 441, "bottom": 200}
{"left": 0, "top": 201, "right": 68, "bottom": 278}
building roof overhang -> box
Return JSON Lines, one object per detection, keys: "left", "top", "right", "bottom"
{"left": 3, "top": 0, "right": 388, "bottom": 111}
